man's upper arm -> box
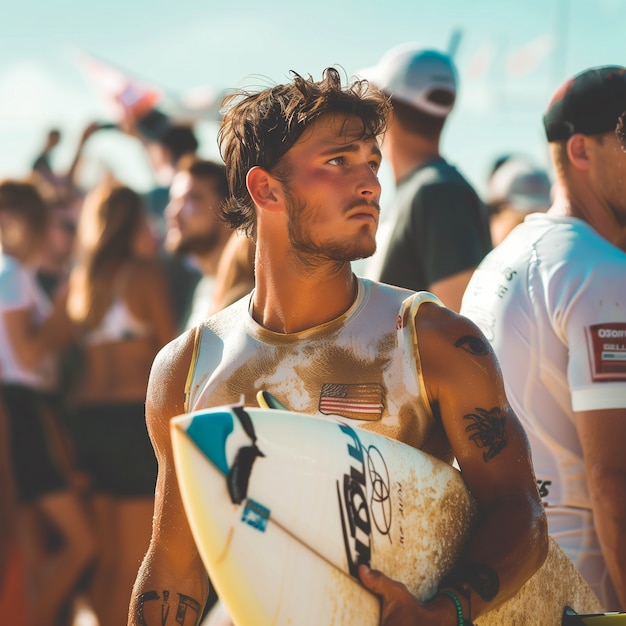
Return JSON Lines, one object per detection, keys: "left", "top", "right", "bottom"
{"left": 144, "top": 328, "right": 204, "bottom": 565}
{"left": 416, "top": 304, "right": 538, "bottom": 506}
{"left": 575, "top": 407, "right": 626, "bottom": 497}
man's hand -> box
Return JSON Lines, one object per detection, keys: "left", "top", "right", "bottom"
{"left": 359, "top": 565, "right": 458, "bottom": 625}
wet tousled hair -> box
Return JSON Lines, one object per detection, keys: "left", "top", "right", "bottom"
{"left": 217, "top": 67, "right": 390, "bottom": 238}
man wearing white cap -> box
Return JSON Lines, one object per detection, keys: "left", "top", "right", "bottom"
{"left": 360, "top": 43, "right": 492, "bottom": 312}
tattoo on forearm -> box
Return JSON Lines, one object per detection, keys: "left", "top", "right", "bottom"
{"left": 454, "top": 334, "right": 490, "bottom": 356}
{"left": 463, "top": 407, "right": 507, "bottom": 461}
{"left": 137, "top": 590, "right": 202, "bottom": 626}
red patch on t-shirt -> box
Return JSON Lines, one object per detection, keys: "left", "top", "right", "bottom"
{"left": 586, "top": 323, "right": 626, "bottom": 381}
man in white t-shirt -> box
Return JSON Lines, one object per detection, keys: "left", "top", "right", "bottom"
{"left": 461, "top": 65, "right": 626, "bottom": 610}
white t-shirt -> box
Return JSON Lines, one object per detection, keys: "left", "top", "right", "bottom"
{"left": 0, "top": 253, "right": 57, "bottom": 390}
{"left": 461, "top": 213, "right": 626, "bottom": 609}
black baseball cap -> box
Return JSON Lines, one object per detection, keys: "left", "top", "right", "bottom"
{"left": 543, "top": 65, "right": 626, "bottom": 142}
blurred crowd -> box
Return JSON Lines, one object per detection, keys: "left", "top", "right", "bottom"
{"left": 0, "top": 107, "right": 254, "bottom": 626}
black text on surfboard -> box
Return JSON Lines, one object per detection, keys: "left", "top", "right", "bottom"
{"left": 336, "top": 422, "right": 393, "bottom": 578}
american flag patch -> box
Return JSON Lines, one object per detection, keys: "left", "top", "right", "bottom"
{"left": 319, "top": 383, "right": 384, "bottom": 421}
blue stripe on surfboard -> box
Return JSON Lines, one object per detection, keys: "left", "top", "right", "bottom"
{"left": 186, "top": 410, "right": 234, "bottom": 476}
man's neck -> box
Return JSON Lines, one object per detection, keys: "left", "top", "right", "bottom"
{"left": 549, "top": 185, "right": 626, "bottom": 252}
{"left": 251, "top": 251, "right": 357, "bottom": 334}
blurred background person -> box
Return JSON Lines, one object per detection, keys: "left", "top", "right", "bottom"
{"left": 31, "top": 129, "right": 62, "bottom": 190}
{"left": 360, "top": 43, "right": 492, "bottom": 312}
{"left": 0, "top": 179, "right": 95, "bottom": 626}
{"left": 142, "top": 121, "right": 200, "bottom": 234}
{"left": 118, "top": 106, "right": 199, "bottom": 237}
{"left": 35, "top": 194, "right": 81, "bottom": 298}
{"left": 31, "top": 122, "right": 117, "bottom": 203}
{"left": 461, "top": 65, "right": 626, "bottom": 609}
{"left": 62, "top": 181, "right": 177, "bottom": 626}
{"left": 116, "top": 109, "right": 207, "bottom": 330}
{"left": 163, "top": 156, "right": 232, "bottom": 329}
{"left": 485, "top": 156, "right": 552, "bottom": 245}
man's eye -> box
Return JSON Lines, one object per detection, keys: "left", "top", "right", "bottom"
{"left": 327, "top": 157, "right": 344, "bottom": 165}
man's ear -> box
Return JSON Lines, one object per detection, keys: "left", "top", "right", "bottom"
{"left": 246, "top": 166, "right": 282, "bottom": 211}
{"left": 566, "top": 134, "right": 592, "bottom": 171}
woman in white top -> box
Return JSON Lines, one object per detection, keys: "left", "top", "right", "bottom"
{"left": 0, "top": 179, "right": 95, "bottom": 626}
{"left": 63, "top": 181, "right": 177, "bottom": 626}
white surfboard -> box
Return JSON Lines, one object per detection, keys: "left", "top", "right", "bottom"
{"left": 171, "top": 402, "right": 605, "bottom": 626}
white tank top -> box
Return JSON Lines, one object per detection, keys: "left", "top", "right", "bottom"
{"left": 186, "top": 278, "right": 442, "bottom": 453}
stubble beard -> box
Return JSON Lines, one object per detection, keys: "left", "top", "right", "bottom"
{"left": 285, "top": 189, "right": 378, "bottom": 271}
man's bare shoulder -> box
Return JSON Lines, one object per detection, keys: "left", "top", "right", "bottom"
{"left": 415, "top": 301, "right": 490, "bottom": 348}
{"left": 146, "top": 327, "right": 197, "bottom": 443}
{"left": 414, "top": 302, "right": 498, "bottom": 385}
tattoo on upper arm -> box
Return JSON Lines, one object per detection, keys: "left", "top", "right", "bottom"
{"left": 463, "top": 407, "right": 508, "bottom": 461}
{"left": 137, "top": 590, "right": 202, "bottom": 626}
{"left": 454, "top": 334, "right": 490, "bottom": 356}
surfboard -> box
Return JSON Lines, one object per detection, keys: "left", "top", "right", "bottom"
{"left": 171, "top": 402, "right": 605, "bottom": 626}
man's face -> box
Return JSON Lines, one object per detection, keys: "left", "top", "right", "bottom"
{"left": 277, "top": 114, "right": 383, "bottom": 267}
{"left": 164, "top": 172, "right": 224, "bottom": 257}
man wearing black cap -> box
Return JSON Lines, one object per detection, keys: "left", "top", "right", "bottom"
{"left": 359, "top": 44, "right": 492, "bottom": 312}
{"left": 461, "top": 66, "right": 626, "bottom": 610}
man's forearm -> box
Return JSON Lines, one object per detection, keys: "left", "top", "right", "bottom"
{"left": 590, "top": 467, "right": 626, "bottom": 608}
{"left": 128, "top": 556, "right": 209, "bottom": 626}
{"left": 442, "top": 492, "right": 548, "bottom": 620}
{"left": 129, "top": 589, "right": 205, "bottom": 626}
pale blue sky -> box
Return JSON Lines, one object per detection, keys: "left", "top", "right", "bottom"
{"left": 1, "top": 0, "right": 625, "bottom": 197}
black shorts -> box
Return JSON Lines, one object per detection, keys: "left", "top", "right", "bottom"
{"left": 67, "top": 402, "right": 157, "bottom": 497}
{"left": 2, "top": 384, "right": 68, "bottom": 504}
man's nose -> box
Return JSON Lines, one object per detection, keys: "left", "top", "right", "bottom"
{"left": 357, "top": 164, "right": 382, "bottom": 198}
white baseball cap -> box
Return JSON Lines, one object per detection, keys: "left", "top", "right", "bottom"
{"left": 358, "top": 43, "right": 458, "bottom": 117}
